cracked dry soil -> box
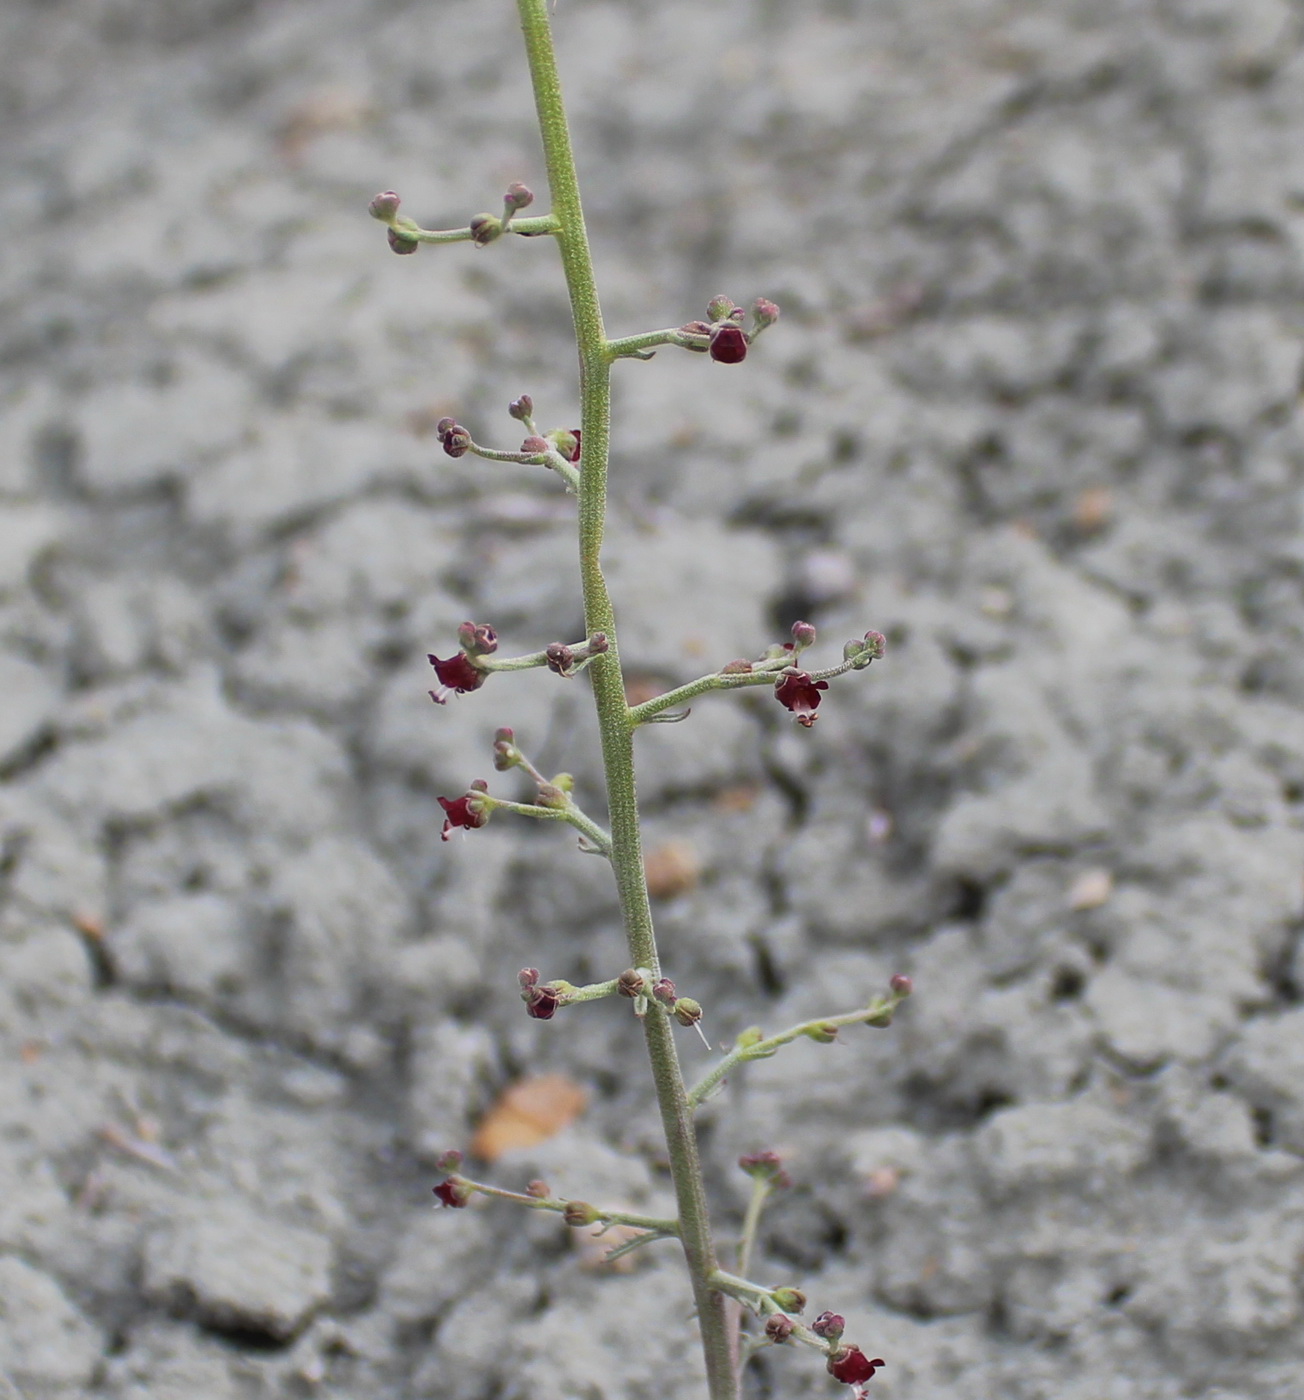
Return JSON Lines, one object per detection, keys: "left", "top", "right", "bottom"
{"left": 4, "top": 0, "right": 1304, "bottom": 1397}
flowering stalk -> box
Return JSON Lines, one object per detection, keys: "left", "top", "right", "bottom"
{"left": 374, "top": 2, "right": 905, "bottom": 1395}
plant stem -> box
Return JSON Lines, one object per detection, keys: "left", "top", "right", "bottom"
{"left": 515, "top": 3, "right": 737, "bottom": 1396}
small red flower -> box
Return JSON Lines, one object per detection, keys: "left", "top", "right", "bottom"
{"left": 428, "top": 651, "right": 486, "bottom": 704}
{"left": 709, "top": 323, "right": 749, "bottom": 364}
{"left": 524, "top": 984, "right": 561, "bottom": 1020}
{"left": 438, "top": 794, "right": 488, "bottom": 841}
{"left": 774, "top": 669, "right": 829, "bottom": 727}
{"left": 827, "top": 1347, "right": 884, "bottom": 1386}
{"left": 566, "top": 428, "right": 582, "bottom": 463}
{"left": 433, "top": 1178, "right": 470, "bottom": 1208}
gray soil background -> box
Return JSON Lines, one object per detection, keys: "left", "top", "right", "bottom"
{"left": 4, "top": 0, "right": 1304, "bottom": 1396}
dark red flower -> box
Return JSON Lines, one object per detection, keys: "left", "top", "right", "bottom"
{"left": 438, "top": 794, "right": 488, "bottom": 841}
{"left": 774, "top": 669, "right": 829, "bottom": 727}
{"left": 433, "top": 1177, "right": 470, "bottom": 1208}
{"left": 709, "top": 323, "right": 749, "bottom": 364}
{"left": 525, "top": 984, "right": 561, "bottom": 1020}
{"left": 566, "top": 429, "right": 581, "bottom": 463}
{"left": 428, "top": 651, "right": 486, "bottom": 704}
{"left": 827, "top": 1348, "right": 884, "bottom": 1386}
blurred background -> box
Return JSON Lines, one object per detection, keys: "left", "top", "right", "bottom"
{"left": 3, "top": 0, "right": 1304, "bottom": 1396}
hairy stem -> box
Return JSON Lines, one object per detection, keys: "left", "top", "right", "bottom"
{"left": 516, "top": 2, "right": 737, "bottom": 1396}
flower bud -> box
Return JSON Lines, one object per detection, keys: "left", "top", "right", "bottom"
{"left": 812, "top": 1311, "right": 846, "bottom": 1341}
{"left": 493, "top": 730, "right": 522, "bottom": 771}
{"left": 618, "top": 968, "right": 646, "bottom": 998}
{"left": 526, "top": 1178, "right": 550, "bottom": 1198}
{"left": 369, "top": 190, "right": 402, "bottom": 222}
{"left": 752, "top": 297, "right": 781, "bottom": 330}
{"left": 721, "top": 659, "right": 753, "bottom": 674}
{"left": 509, "top": 394, "right": 534, "bottom": 421}
{"left": 435, "top": 1148, "right": 464, "bottom": 1173}
{"left": 441, "top": 424, "right": 471, "bottom": 457}
{"left": 519, "top": 968, "right": 540, "bottom": 989}
{"left": 548, "top": 428, "right": 581, "bottom": 463}
{"left": 707, "top": 293, "right": 736, "bottom": 323}
{"left": 525, "top": 984, "right": 561, "bottom": 1020}
{"left": 387, "top": 227, "right": 419, "bottom": 255}
{"left": 804, "top": 1022, "right": 839, "bottom": 1044}
{"left": 865, "top": 1002, "right": 894, "bottom": 1028}
{"left": 771, "top": 1287, "right": 806, "bottom": 1314}
{"left": 709, "top": 323, "right": 749, "bottom": 364}
{"left": 534, "top": 783, "right": 570, "bottom": 810}
{"left": 738, "top": 1151, "right": 790, "bottom": 1188}
{"left": 433, "top": 1178, "right": 470, "bottom": 1208}
{"left": 677, "top": 321, "right": 712, "bottom": 350}
{"left": 457, "top": 621, "right": 499, "bottom": 656}
{"left": 563, "top": 1200, "right": 601, "bottom": 1227}
{"left": 469, "top": 213, "right": 503, "bottom": 246}
{"left": 546, "top": 642, "right": 575, "bottom": 675}
{"left": 735, "top": 1026, "right": 764, "bottom": 1049}
{"left": 503, "top": 182, "right": 534, "bottom": 213}
{"left": 765, "top": 1315, "right": 795, "bottom": 1343}
{"left": 521, "top": 435, "right": 551, "bottom": 456}
{"left": 790, "top": 620, "right": 817, "bottom": 649}
{"left": 890, "top": 973, "right": 913, "bottom": 998}
{"left": 586, "top": 632, "right": 609, "bottom": 655}
{"left": 672, "top": 996, "right": 702, "bottom": 1028}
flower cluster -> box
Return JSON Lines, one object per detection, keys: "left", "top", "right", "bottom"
{"left": 679, "top": 295, "right": 780, "bottom": 364}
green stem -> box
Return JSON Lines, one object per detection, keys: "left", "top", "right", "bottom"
{"left": 395, "top": 213, "right": 561, "bottom": 243}
{"left": 688, "top": 993, "right": 903, "bottom": 1109}
{"left": 628, "top": 653, "right": 866, "bottom": 727}
{"left": 736, "top": 1176, "right": 771, "bottom": 1281}
{"left": 516, "top": 3, "right": 736, "bottom": 1396}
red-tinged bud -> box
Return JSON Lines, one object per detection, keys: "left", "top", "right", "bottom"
{"left": 521, "top": 435, "right": 551, "bottom": 456}
{"left": 526, "top": 1178, "right": 550, "bottom": 1198}
{"left": 547, "top": 428, "right": 581, "bottom": 463}
{"left": 709, "top": 323, "right": 749, "bottom": 364}
{"left": 845, "top": 631, "right": 886, "bottom": 669}
{"left": 438, "top": 793, "right": 489, "bottom": 841}
{"left": 765, "top": 1315, "right": 795, "bottom": 1343}
{"left": 435, "top": 417, "right": 457, "bottom": 438}
{"left": 441, "top": 424, "right": 471, "bottom": 456}
{"left": 508, "top": 394, "right": 534, "bottom": 421}
{"left": 739, "top": 1151, "right": 790, "bottom": 1186}
{"left": 563, "top": 1200, "right": 600, "bottom": 1227}
{"left": 707, "top": 293, "right": 736, "bottom": 323}
{"left": 618, "top": 968, "right": 646, "bottom": 998}
{"left": 672, "top": 996, "right": 702, "bottom": 1028}
{"left": 752, "top": 297, "right": 781, "bottom": 330}
{"left": 469, "top": 213, "right": 503, "bottom": 246}
{"left": 435, "top": 1148, "right": 464, "bottom": 1173}
{"left": 433, "top": 1178, "right": 470, "bottom": 1208}
{"left": 456, "top": 621, "right": 498, "bottom": 656}
{"left": 812, "top": 1311, "right": 846, "bottom": 1341}
{"left": 468, "top": 778, "right": 490, "bottom": 794}
{"left": 791, "top": 620, "right": 817, "bottom": 649}
{"left": 388, "top": 227, "right": 419, "bottom": 255}
{"left": 525, "top": 984, "right": 561, "bottom": 1020}
{"left": 721, "top": 659, "right": 753, "bottom": 674}
{"left": 828, "top": 1348, "right": 884, "bottom": 1386}
{"left": 503, "top": 182, "right": 534, "bottom": 213}
{"left": 493, "top": 734, "right": 521, "bottom": 771}
{"left": 771, "top": 1287, "right": 806, "bottom": 1314}
{"left": 804, "top": 1022, "right": 839, "bottom": 1044}
{"left": 519, "top": 968, "right": 540, "bottom": 989}
{"left": 545, "top": 643, "right": 575, "bottom": 675}
{"left": 774, "top": 669, "right": 829, "bottom": 727}
{"left": 677, "top": 321, "right": 712, "bottom": 350}
{"left": 586, "top": 632, "right": 609, "bottom": 655}
{"left": 890, "top": 973, "right": 913, "bottom": 998}
{"left": 652, "top": 978, "right": 677, "bottom": 1005}
{"left": 369, "top": 190, "right": 402, "bottom": 222}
